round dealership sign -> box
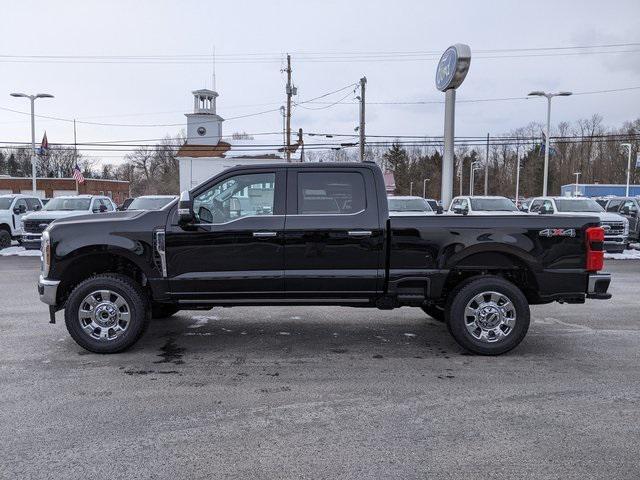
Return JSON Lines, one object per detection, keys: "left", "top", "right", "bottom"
{"left": 435, "top": 44, "right": 471, "bottom": 91}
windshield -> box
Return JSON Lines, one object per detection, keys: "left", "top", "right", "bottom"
{"left": 555, "top": 199, "right": 604, "bottom": 213}
{"left": 470, "top": 198, "right": 518, "bottom": 211}
{"left": 43, "top": 198, "right": 91, "bottom": 211}
{"left": 388, "top": 198, "right": 433, "bottom": 212}
{"left": 0, "top": 198, "right": 13, "bottom": 210}
{"left": 127, "top": 197, "right": 175, "bottom": 210}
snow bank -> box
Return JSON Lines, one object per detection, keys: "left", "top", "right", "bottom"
{"left": 605, "top": 249, "right": 640, "bottom": 260}
{"left": 0, "top": 246, "right": 42, "bottom": 257}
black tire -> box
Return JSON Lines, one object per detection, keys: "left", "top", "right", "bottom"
{"left": 64, "top": 274, "right": 150, "bottom": 353}
{"left": 446, "top": 275, "right": 530, "bottom": 356}
{"left": 421, "top": 305, "right": 446, "bottom": 322}
{"left": 152, "top": 303, "right": 180, "bottom": 319}
{"left": 0, "top": 230, "right": 11, "bottom": 249}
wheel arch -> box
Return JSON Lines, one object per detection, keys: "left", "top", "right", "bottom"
{"left": 55, "top": 249, "right": 151, "bottom": 307}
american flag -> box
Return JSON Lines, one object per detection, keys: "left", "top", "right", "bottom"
{"left": 72, "top": 164, "right": 85, "bottom": 184}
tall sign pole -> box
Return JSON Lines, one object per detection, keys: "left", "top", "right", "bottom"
{"left": 436, "top": 44, "right": 471, "bottom": 208}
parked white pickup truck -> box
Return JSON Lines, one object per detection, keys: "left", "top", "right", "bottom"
{"left": 0, "top": 194, "right": 43, "bottom": 249}
{"left": 528, "top": 196, "right": 629, "bottom": 253}
{"left": 21, "top": 195, "right": 116, "bottom": 249}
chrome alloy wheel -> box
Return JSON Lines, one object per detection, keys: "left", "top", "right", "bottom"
{"left": 464, "top": 291, "right": 516, "bottom": 343}
{"left": 78, "top": 290, "right": 131, "bottom": 341}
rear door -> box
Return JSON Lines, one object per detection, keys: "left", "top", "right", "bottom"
{"left": 283, "top": 167, "right": 383, "bottom": 297}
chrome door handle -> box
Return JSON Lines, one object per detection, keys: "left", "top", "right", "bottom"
{"left": 348, "top": 230, "right": 372, "bottom": 237}
{"left": 253, "top": 231, "right": 278, "bottom": 237}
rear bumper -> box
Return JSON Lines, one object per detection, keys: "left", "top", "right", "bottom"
{"left": 586, "top": 273, "right": 611, "bottom": 300}
{"left": 38, "top": 275, "right": 60, "bottom": 306}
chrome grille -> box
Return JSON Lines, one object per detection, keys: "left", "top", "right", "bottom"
{"left": 23, "top": 219, "right": 53, "bottom": 234}
{"left": 601, "top": 221, "right": 625, "bottom": 236}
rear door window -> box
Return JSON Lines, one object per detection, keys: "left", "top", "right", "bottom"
{"left": 297, "top": 172, "right": 365, "bottom": 215}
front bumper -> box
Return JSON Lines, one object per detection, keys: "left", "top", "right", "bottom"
{"left": 586, "top": 273, "right": 611, "bottom": 300}
{"left": 22, "top": 233, "right": 43, "bottom": 250}
{"left": 38, "top": 275, "right": 60, "bottom": 306}
{"left": 604, "top": 236, "right": 628, "bottom": 252}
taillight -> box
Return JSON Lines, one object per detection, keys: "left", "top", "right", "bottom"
{"left": 585, "top": 226, "right": 604, "bottom": 272}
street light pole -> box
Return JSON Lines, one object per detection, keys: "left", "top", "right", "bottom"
{"left": 574, "top": 172, "right": 581, "bottom": 196}
{"left": 10, "top": 92, "right": 54, "bottom": 194}
{"left": 423, "top": 178, "right": 430, "bottom": 198}
{"left": 409, "top": 181, "right": 414, "bottom": 196}
{"left": 527, "top": 90, "right": 572, "bottom": 196}
{"left": 621, "top": 143, "right": 632, "bottom": 196}
{"left": 515, "top": 152, "right": 521, "bottom": 205}
{"left": 469, "top": 160, "right": 479, "bottom": 196}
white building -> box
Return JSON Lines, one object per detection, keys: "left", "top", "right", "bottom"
{"left": 177, "top": 89, "right": 293, "bottom": 191}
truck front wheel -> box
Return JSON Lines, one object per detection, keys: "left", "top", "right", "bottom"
{"left": 446, "top": 276, "right": 530, "bottom": 355}
{"left": 64, "top": 274, "right": 150, "bottom": 353}
{"left": 0, "top": 230, "right": 11, "bottom": 249}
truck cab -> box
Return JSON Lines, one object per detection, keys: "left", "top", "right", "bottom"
{"left": 0, "top": 194, "right": 43, "bottom": 249}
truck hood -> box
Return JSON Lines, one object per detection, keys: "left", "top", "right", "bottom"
{"left": 48, "top": 210, "right": 143, "bottom": 227}
{"left": 557, "top": 211, "right": 626, "bottom": 222}
{"left": 22, "top": 210, "right": 93, "bottom": 221}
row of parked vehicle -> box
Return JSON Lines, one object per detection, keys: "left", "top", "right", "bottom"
{"left": 0, "top": 194, "right": 177, "bottom": 250}
{"left": 387, "top": 194, "right": 637, "bottom": 253}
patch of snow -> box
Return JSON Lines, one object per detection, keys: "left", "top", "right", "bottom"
{"left": 605, "top": 249, "right": 640, "bottom": 260}
{"left": 0, "top": 246, "right": 42, "bottom": 257}
{"left": 629, "top": 242, "right": 640, "bottom": 250}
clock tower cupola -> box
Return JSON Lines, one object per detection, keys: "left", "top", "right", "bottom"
{"left": 186, "top": 89, "right": 223, "bottom": 145}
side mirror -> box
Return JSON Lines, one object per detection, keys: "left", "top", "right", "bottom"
{"left": 13, "top": 205, "right": 26, "bottom": 215}
{"left": 622, "top": 206, "right": 631, "bottom": 215}
{"left": 539, "top": 206, "right": 552, "bottom": 215}
{"left": 178, "top": 190, "right": 195, "bottom": 225}
{"left": 436, "top": 206, "right": 443, "bottom": 214}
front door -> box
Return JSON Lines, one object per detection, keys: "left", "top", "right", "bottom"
{"left": 166, "top": 168, "right": 286, "bottom": 302}
{"left": 283, "top": 168, "right": 383, "bottom": 297}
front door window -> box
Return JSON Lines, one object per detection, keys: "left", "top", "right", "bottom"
{"left": 193, "top": 172, "right": 276, "bottom": 224}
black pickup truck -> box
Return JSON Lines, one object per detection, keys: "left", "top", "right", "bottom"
{"left": 38, "top": 162, "right": 611, "bottom": 355}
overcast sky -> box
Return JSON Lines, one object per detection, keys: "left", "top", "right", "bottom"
{"left": 1, "top": 0, "right": 639, "bottom": 165}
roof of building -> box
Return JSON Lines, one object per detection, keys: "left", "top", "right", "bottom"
{"left": 176, "top": 142, "right": 230, "bottom": 158}
{"left": 176, "top": 137, "right": 301, "bottom": 160}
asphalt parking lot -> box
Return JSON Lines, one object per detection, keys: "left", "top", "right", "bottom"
{"left": 1, "top": 256, "right": 639, "bottom": 479}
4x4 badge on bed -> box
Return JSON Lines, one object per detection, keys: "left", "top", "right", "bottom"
{"left": 539, "top": 228, "right": 576, "bottom": 237}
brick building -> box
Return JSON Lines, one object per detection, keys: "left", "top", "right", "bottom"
{"left": 0, "top": 176, "right": 130, "bottom": 204}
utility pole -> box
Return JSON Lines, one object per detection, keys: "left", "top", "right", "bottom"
{"left": 298, "top": 128, "right": 304, "bottom": 163}
{"left": 280, "top": 106, "right": 286, "bottom": 153}
{"left": 285, "top": 54, "right": 292, "bottom": 162}
{"left": 484, "top": 133, "right": 489, "bottom": 195}
{"left": 423, "top": 178, "right": 430, "bottom": 198}
{"left": 74, "top": 119, "right": 79, "bottom": 194}
{"left": 359, "top": 76, "right": 367, "bottom": 162}
{"left": 515, "top": 151, "right": 521, "bottom": 205}
{"left": 574, "top": 172, "right": 581, "bottom": 196}
{"left": 470, "top": 161, "right": 479, "bottom": 196}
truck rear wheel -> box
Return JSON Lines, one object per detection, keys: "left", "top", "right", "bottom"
{"left": 64, "top": 274, "right": 150, "bottom": 353}
{"left": 446, "top": 276, "right": 530, "bottom": 355}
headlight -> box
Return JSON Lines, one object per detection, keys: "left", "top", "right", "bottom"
{"left": 41, "top": 230, "right": 51, "bottom": 277}
{"left": 623, "top": 218, "right": 629, "bottom": 236}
